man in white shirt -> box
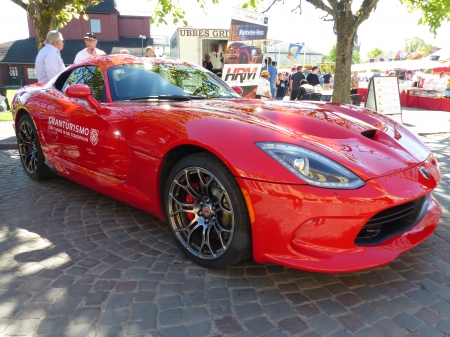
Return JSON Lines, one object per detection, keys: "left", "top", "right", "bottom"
{"left": 255, "top": 70, "right": 272, "bottom": 100}
{"left": 74, "top": 33, "right": 106, "bottom": 62}
{"left": 35, "top": 30, "right": 65, "bottom": 83}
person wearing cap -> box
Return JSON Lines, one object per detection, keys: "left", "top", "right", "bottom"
{"left": 74, "top": 32, "right": 106, "bottom": 62}
{"left": 261, "top": 57, "right": 278, "bottom": 98}
{"left": 307, "top": 65, "right": 321, "bottom": 87}
{"left": 35, "top": 30, "right": 65, "bottom": 83}
{"left": 289, "top": 65, "right": 305, "bottom": 100}
{"left": 255, "top": 70, "right": 272, "bottom": 100}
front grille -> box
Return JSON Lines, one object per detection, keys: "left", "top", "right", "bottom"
{"left": 355, "top": 195, "right": 428, "bottom": 246}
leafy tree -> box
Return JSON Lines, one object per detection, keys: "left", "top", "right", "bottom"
{"left": 10, "top": 0, "right": 102, "bottom": 50}
{"left": 367, "top": 47, "right": 384, "bottom": 59}
{"left": 352, "top": 50, "right": 361, "bottom": 64}
{"left": 399, "top": 0, "right": 450, "bottom": 35}
{"left": 404, "top": 36, "right": 431, "bottom": 53}
{"left": 323, "top": 45, "right": 337, "bottom": 63}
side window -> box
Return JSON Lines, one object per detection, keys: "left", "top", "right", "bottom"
{"left": 62, "top": 66, "right": 105, "bottom": 102}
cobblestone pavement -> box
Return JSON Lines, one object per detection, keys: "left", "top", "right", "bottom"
{"left": 1, "top": 133, "right": 450, "bottom": 337}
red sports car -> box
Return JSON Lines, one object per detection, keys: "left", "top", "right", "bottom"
{"left": 11, "top": 55, "right": 442, "bottom": 272}
{"left": 225, "top": 42, "right": 263, "bottom": 64}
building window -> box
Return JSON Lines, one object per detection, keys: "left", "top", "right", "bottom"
{"left": 9, "top": 67, "right": 18, "bottom": 77}
{"left": 90, "top": 19, "right": 101, "bottom": 33}
{"left": 282, "top": 56, "right": 287, "bottom": 61}
{"left": 27, "top": 68, "right": 37, "bottom": 79}
{"left": 312, "top": 56, "right": 317, "bottom": 62}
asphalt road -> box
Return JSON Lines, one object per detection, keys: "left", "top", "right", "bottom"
{"left": 0, "top": 132, "right": 450, "bottom": 337}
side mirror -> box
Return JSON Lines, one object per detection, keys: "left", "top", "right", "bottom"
{"left": 65, "top": 84, "right": 101, "bottom": 110}
{"left": 231, "top": 85, "right": 243, "bottom": 96}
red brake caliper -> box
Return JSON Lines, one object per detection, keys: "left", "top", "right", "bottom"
{"left": 185, "top": 182, "right": 199, "bottom": 221}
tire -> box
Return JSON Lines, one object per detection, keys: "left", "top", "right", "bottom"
{"left": 239, "top": 53, "right": 249, "bottom": 64}
{"left": 164, "top": 153, "right": 252, "bottom": 268}
{"left": 17, "top": 114, "right": 55, "bottom": 181}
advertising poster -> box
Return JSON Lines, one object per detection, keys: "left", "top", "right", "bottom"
{"left": 287, "top": 43, "right": 303, "bottom": 62}
{"left": 365, "top": 76, "right": 402, "bottom": 115}
{"left": 222, "top": 7, "right": 269, "bottom": 98}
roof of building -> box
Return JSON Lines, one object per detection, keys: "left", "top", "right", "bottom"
{"left": 0, "top": 38, "right": 154, "bottom": 65}
{"left": 86, "top": 0, "right": 119, "bottom": 14}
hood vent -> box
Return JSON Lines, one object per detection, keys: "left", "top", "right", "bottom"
{"left": 361, "top": 129, "right": 378, "bottom": 139}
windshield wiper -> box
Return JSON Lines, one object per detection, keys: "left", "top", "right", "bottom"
{"left": 129, "top": 95, "right": 206, "bottom": 101}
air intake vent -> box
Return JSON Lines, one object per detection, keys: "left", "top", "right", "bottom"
{"left": 361, "top": 129, "right": 378, "bottom": 139}
{"left": 355, "top": 195, "right": 428, "bottom": 246}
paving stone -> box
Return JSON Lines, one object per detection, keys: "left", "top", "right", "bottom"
{"left": 373, "top": 319, "right": 407, "bottom": 337}
{"left": 187, "top": 321, "right": 213, "bottom": 337}
{"left": 126, "top": 318, "right": 157, "bottom": 334}
{"left": 263, "top": 301, "right": 297, "bottom": 320}
{"left": 36, "top": 317, "right": 70, "bottom": 334}
{"left": 4, "top": 318, "right": 39, "bottom": 335}
{"left": 184, "top": 306, "right": 209, "bottom": 322}
{"left": 210, "top": 299, "right": 232, "bottom": 315}
{"left": 158, "top": 308, "right": 183, "bottom": 326}
{"left": 414, "top": 307, "right": 442, "bottom": 326}
{"left": 65, "top": 323, "right": 96, "bottom": 337}
{"left": 100, "top": 308, "right": 129, "bottom": 327}
{"left": 355, "top": 327, "right": 384, "bottom": 337}
{"left": 160, "top": 325, "right": 190, "bottom": 337}
{"left": 371, "top": 299, "right": 403, "bottom": 317}
{"left": 156, "top": 295, "right": 184, "bottom": 309}
{"left": 309, "top": 314, "right": 339, "bottom": 335}
{"left": 85, "top": 291, "right": 109, "bottom": 306}
{"left": 231, "top": 288, "right": 257, "bottom": 303}
{"left": 437, "top": 320, "right": 450, "bottom": 334}
{"left": 394, "top": 313, "right": 423, "bottom": 332}
{"left": 106, "top": 293, "right": 134, "bottom": 310}
{"left": 277, "top": 316, "right": 308, "bottom": 335}
{"left": 97, "top": 325, "right": 126, "bottom": 337}
{"left": 130, "top": 303, "right": 158, "bottom": 320}
{"left": 244, "top": 316, "right": 276, "bottom": 336}
{"left": 317, "top": 299, "right": 347, "bottom": 315}
{"left": 72, "top": 307, "right": 101, "bottom": 324}
{"left": 406, "top": 289, "right": 438, "bottom": 305}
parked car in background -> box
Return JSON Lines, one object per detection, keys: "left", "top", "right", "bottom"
{"left": 11, "top": 55, "right": 442, "bottom": 272}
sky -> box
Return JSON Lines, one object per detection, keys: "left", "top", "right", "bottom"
{"left": 1, "top": 0, "right": 450, "bottom": 59}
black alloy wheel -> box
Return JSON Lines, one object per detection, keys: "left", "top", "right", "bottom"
{"left": 17, "top": 114, "right": 55, "bottom": 181}
{"left": 164, "top": 153, "right": 252, "bottom": 268}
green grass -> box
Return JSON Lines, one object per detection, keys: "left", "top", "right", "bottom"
{"left": 0, "top": 111, "right": 13, "bottom": 121}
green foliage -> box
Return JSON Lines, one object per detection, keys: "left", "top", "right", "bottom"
{"left": 400, "top": 0, "right": 450, "bottom": 36}
{"left": 367, "top": 47, "right": 384, "bottom": 59}
{"left": 352, "top": 50, "right": 361, "bottom": 64}
{"left": 151, "top": 0, "right": 218, "bottom": 26}
{"left": 403, "top": 36, "right": 431, "bottom": 53}
{"left": 323, "top": 45, "right": 336, "bottom": 63}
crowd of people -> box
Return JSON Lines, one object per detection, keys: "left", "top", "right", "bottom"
{"left": 35, "top": 30, "right": 157, "bottom": 83}
{"left": 256, "top": 57, "right": 334, "bottom": 101}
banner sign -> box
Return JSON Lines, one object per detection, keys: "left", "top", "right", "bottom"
{"left": 222, "top": 7, "right": 269, "bottom": 97}
{"left": 287, "top": 43, "right": 303, "bottom": 62}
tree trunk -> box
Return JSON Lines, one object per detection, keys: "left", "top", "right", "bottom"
{"left": 27, "top": 2, "right": 59, "bottom": 51}
{"left": 331, "top": 15, "right": 356, "bottom": 104}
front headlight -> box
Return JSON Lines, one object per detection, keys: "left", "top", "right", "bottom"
{"left": 256, "top": 142, "right": 365, "bottom": 189}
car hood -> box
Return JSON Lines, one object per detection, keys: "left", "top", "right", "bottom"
{"left": 185, "top": 99, "right": 432, "bottom": 180}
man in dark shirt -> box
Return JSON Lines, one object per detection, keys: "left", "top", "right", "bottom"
{"left": 322, "top": 70, "right": 332, "bottom": 90}
{"left": 289, "top": 66, "right": 305, "bottom": 100}
{"left": 307, "top": 66, "right": 320, "bottom": 87}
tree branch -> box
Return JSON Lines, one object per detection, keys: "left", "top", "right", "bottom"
{"left": 354, "top": 0, "right": 379, "bottom": 27}
{"left": 9, "top": 0, "right": 27, "bottom": 11}
{"left": 303, "top": 0, "right": 335, "bottom": 17}
{"left": 261, "top": 0, "right": 281, "bottom": 14}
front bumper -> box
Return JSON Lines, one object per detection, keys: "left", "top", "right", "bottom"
{"left": 237, "top": 160, "right": 441, "bottom": 273}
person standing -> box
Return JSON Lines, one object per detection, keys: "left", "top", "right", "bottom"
{"left": 255, "top": 70, "right": 272, "bottom": 100}
{"left": 275, "top": 73, "right": 288, "bottom": 100}
{"left": 74, "top": 33, "right": 106, "bottom": 62}
{"left": 261, "top": 57, "right": 278, "bottom": 99}
{"left": 351, "top": 71, "right": 359, "bottom": 95}
{"left": 289, "top": 65, "right": 305, "bottom": 100}
{"left": 322, "top": 70, "right": 333, "bottom": 90}
{"left": 35, "top": 30, "right": 65, "bottom": 83}
{"left": 203, "top": 54, "right": 213, "bottom": 71}
{"left": 145, "top": 46, "right": 155, "bottom": 57}
{"left": 307, "top": 66, "right": 320, "bottom": 87}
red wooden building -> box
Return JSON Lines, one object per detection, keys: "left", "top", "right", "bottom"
{"left": 0, "top": 0, "right": 153, "bottom": 88}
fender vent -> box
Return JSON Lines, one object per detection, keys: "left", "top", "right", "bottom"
{"left": 355, "top": 195, "right": 428, "bottom": 246}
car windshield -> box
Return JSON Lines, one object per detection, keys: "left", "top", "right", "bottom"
{"left": 108, "top": 62, "right": 240, "bottom": 102}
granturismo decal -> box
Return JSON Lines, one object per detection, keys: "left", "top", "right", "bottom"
{"left": 48, "top": 117, "right": 97, "bottom": 144}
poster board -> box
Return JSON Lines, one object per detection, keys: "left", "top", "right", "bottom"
{"left": 365, "top": 76, "right": 402, "bottom": 116}
{"left": 222, "top": 7, "right": 269, "bottom": 97}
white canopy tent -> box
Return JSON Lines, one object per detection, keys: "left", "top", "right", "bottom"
{"left": 351, "top": 59, "right": 450, "bottom": 73}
